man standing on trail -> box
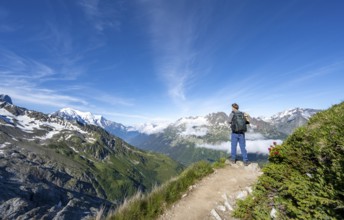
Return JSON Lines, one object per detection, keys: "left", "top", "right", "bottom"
{"left": 228, "top": 103, "right": 250, "bottom": 166}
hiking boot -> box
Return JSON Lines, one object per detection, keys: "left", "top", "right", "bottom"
{"left": 244, "top": 161, "right": 251, "bottom": 166}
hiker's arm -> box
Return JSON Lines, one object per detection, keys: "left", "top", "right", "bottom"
{"left": 244, "top": 113, "right": 250, "bottom": 124}
{"left": 228, "top": 112, "right": 234, "bottom": 124}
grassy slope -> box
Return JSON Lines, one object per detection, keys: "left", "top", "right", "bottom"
{"left": 93, "top": 141, "right": 184, "bottom": 202}
{"left": 46, "top": 134, "right": 184, "bottom": 203}
{"left": 234, "top": 102, "right": 344, "bottom": 219}
{"left": 108, "top": 160, "right": 217, "bottom": 220}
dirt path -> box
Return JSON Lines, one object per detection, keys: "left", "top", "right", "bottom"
{"left": 158, "top": 161, "right": 262, "bottom": 220}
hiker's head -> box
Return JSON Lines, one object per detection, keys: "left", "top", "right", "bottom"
{"left": 232, "top": 103, "right": 239, "bottom": 111}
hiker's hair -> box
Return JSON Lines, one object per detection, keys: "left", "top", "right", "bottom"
{"left": 232, "top": 103, "right": 239, "bottom": 110}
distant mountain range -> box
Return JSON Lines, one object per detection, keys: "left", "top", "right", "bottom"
{"left": 51, "top": 106, "right": 321, "bottom": 165}
{"left": 0, "top": 95, "right": 182, "bottom": 219}
{"left": 52, "top": 108, "right": 140, "bottom": 141}
{"left": 0, "top": 93, "right": 323, "bottom": 218}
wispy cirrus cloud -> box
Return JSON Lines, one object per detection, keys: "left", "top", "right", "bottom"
{"left": 1, "top": 87, "right": 89, "bottom": 108}
{"left": 93, "top": 93, "right": 134, "bottom": 107}
{"left": 0, "top": 24, "right": 17, "bottom": 32}
{"left": 0, "top": 6, "right": 18, "bottom": 32}
{"left": 288, "top": 60, "right": 344, "bottom": 85}
{"left": 0, "top": 49, "right": 88, "bottom": 108}
{"left": 0, "top": 50, "right": 55, "bottom": 82}
{"left": 98, "top": 109, "right": 173, "bottom": 126}
{"left": 78, "top": 0, "right": 123, "bottom": 32}
{"left": 140, "top": 1, "right": 211, "bottom": 105}
{"left": 0, "top": 48, "right": 132, "bottom": 112}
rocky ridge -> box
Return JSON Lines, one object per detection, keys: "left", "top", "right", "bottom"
{"left": 0, "top": 95, "right": 182, "bottom": 219}
{"left": 0, "top": 94, "right": 12, "bottom": 104}
{"left": 52, "top": 108, "right": 140, "bottom": 143}
{"left": 53, "top": 107, "right": 321, "bottom": 165}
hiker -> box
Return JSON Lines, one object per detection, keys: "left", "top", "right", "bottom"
{"left": 228, "top": 103, "right": 250, "bottom": 166}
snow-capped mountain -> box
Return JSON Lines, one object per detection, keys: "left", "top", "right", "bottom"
{"left": 128, "top": 109, "right": 321, "bottom": 165}
{"left": 262, "top": 108, "right": 320, "bottom": 124}
{"left": 53, "top": 107, "right": 109, "bottom": 127}
{"left": 131, "top": 108, "right": 321, "bottom": 138}
{"left": 51, "top": 103, "right": 321, "bottom": 165}
{"left": 0, "top": 95, "right": 182, "bottom": 219}
{"left": 0, "top": 94, "right": 12, "bottom": 104}
{"left": 52, "top": 108, "right": 140, "bottom": 141}
{"left": 259, "top": 108, "right": 321, "bottom": 134}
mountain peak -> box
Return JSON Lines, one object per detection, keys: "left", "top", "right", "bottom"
{"left": 0, "top": 94, "right": 13, "bottom": 104}
{"left": 262, "top": 107, "right": 321, "bottom": 123}
{"left": 52, "top": 108, "right": 104, "bottom": 126}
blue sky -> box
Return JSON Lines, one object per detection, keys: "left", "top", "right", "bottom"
{"left": 1, "top": 0, "right": 344, "bottom": 125}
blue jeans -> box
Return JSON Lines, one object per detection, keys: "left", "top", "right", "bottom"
{"left": 231, "top": 133, "right": 248, "bottom": 162}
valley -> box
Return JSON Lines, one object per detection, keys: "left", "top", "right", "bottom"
{"left": 0, "top": 96, "right": 183, "bottom": 219}
{"left": 0, "top": 94, "right": 322, "bottom": 219}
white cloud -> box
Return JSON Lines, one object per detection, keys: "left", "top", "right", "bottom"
{"left": 180, "top": 127, "right": 208, "bottom": 137}
{"left": 140, "top": 1, "right": 209, "bottom": 105}
{"left": 174, "top": 116, "right": 209, "bottom": 136}
{"left": 0, "top": 6, "right": 19, "bottom": 32}
{"left": 0, "top": 24, "right": 17, "bottom": 32}
{"left": 0, "top": 50, "right": 55, "bottom": 81}
{"left": 1, "top": 87, "right": 88, "bottom": 108}
{"left": 91, "top": 93, "right": 134, "bottom": 107}
{"left": 245, "top": 132, "right": 266, "bottom": 140}
{"left": 130, "top": 121, "right": 171, "bottom": 135}
{"left": 0, "top": 49, "right": 133, "bottom": 113}
{"left": 197, "top": 139, "right": 283, "bottom": 154}
{"left": 288, "top": 60, "right": 344, "bottom": 85}
{"left": 78, "top": 0, "right": 122, "bottom": 32}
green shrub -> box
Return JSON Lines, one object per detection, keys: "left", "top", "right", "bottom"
{"left": 212, "top": 157, "right": 227, "bottom": 168}
{"left": 109, "top": 160, "right": 213, "bottom": 220}
{"left": 233, "top": 102, "right": 344, "bottom": 219}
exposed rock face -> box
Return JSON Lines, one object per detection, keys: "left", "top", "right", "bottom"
{"left": 0, "top": 94, "right": 13, "bottom": 104}
{"left": 0, "top": 145, "right": 111, "bottom": 219}
{"left": 0, "top": 102, "right": 183, "bottom": 219}
{"left": 53, "top": 105, "right": 321, "bottom": 166}
{"left": 260, "top": 108, "right": 321, "bottom": 135}
{"left": 51, "top": 108, "right": 141, "bottom": 142}
{"left": 126, "top": 109, "right": 320, "bottom": 165}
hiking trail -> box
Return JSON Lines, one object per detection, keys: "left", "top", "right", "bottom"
{"left": 158, "top": 161, "right": 262, "bottom": 220}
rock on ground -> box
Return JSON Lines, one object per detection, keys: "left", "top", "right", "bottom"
{"left": 158, "top": 161, "right": 261, "bottom": 220}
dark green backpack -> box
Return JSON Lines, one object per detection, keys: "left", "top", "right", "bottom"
{"left": 231, "top": 111, "right": 247, "bottom": 133}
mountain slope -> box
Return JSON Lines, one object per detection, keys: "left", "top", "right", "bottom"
{"left": 260, "top": 107, "right": 321, "bottom": 134}
{"left": 53, "top": 107, "right": 320, "bottom": 166}
{"left": 52, "top": 108, "right": 140, "bottom": 142}
{"left": 234, "top": 102, "right": 344, "bottom": 219}
{"left": 128, "top": 110, "right": 319, "bottom": 165}
{"left": 0, "top": 98, "right": 183, "bottom": 219}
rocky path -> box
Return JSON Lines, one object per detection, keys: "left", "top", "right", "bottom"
{"left": 158, "top": 161, "right": 262, "bottom": 220}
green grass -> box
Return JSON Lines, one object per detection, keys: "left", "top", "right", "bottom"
{"left": 108, "top": 160, "right": 214, "bottom": 220}
{"left": 45, "top": 133, "right": 184, "bottom": 203}
{"left": 93, "top": 150, "right": 184, "bottom": 202}
{"left": 212, "top": 157, "right": 227, "bottom": 168}
{"left": 233, "top": 102, "right": 344, "bottom": 219}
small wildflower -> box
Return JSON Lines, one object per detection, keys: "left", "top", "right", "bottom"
{"left": 274, "top": 151, "right": 279, "bottom": 155}
{"left": 273, "top": 142, "right": 277, "bottom": 146}
{"left": 268, "top": 147, "right": 271, "bottom": 152}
